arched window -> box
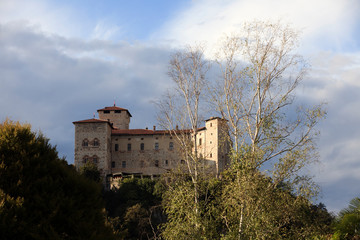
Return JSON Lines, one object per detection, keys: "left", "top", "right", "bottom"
{"left": 93, "top": 138, "right": 99, "bottom": 147}
{"left": 92, "top": 155, "right": 98, "bottom": 164}
{"left": 82, "top": 155, "right": 89, "bottom": 163}
{"left": 82, "top": 139, "right": 89, "bottom": 147}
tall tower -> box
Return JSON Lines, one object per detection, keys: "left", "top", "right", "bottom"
{"left": 97, "top": 106, "right": 132, "bottom": 129}
{"left": 73, "top": 119, "right": 112, "bottom": 178}
{"left": 204, "top": 117, "right": 230, "bottom": 174}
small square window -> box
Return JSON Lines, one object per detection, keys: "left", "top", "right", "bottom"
{"left": 104, "top": 110, "right": 110, "bottom": 114}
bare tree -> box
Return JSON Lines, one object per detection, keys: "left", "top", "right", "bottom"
{"left": 212, "top": 20, "right": 325, "bottom": 183}
{"left": 209, "top": 20, "right": 326, "bottom": 238}
{"left": 158, "top": 21, "right": 326, "bottom": 239}
{"left": 157, "top": 45, "right": 210, "bottom": 236}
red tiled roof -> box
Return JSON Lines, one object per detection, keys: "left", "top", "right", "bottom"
{"left": 112, "top": 129, "right": 168, "bottom": 136}
{"left": 73, "top": 118, "right": 111, "bottom": 124}
{"left": 97, "top": 106, "right": 132, "bottom": 117}
{"left": 111, "top": 127, "right": 204, "bottom": 136}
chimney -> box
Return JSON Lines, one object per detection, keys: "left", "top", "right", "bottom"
{"left": 153, "top": 125, "right": 156, "bottom": 131}
{"left": 146, "top": 127, "right": 148, "bottom": 130}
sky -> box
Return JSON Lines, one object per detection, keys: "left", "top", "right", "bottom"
{"left": 1, "top": 0, "right": 360, "bottom": 213}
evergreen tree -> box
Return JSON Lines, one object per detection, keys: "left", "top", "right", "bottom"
{"left": 0, "top": 119, "right": 115, "bottom": 240}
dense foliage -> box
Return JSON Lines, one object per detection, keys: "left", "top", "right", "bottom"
{"left": 333, "top": 197, "right": 360, "bottom": 240}
{"left": 104, "top": 178, "right": 166, "bottom": 239}
{"left": 0, "top": 119, "right": 115, "bottom": 240}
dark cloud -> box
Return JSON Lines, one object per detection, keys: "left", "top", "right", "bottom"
{"left": 0, "top": 22, "right": 174, "bottom": 163}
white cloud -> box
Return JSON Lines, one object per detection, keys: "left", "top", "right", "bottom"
{"left": 0, "top": 0, "right": 84, "bottom": 38}
{"left": 153, "top": 0, "right": 360, "bottom": 54}
{"left": 91, "top": 20, "right": 122, "bottom": 41}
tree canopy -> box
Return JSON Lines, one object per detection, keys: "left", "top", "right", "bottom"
{"left": 0, "top": 119, "right": 115, "bottom": 240}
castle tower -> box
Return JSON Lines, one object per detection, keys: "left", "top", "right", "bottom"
{"left": 73, "top": 119, "right": 113, "bottom": 179}
{"left": 204, "top": 117, "right": 230, "bottom": 174}
{"left": 97, "top": 106, "right": 132, "bottom": 129}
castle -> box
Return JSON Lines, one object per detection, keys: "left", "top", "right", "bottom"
{"left": 73, "top": 105, "right": 229, "bottom": 187}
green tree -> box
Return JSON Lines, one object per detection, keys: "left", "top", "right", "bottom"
{"left": 0, "top": 119, "right": 115, "bottom": 240}
{"left": 333, "top": 197, "right": 360, "bottom": 239}
{"left": 104, "top": 178, "right": 165, "bottom": 239}
{"left": 80, "top": 162, "right": 102, "bottom": 183}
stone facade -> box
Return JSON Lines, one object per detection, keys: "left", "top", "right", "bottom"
{"left": 73, "top": 105, "right": 229, "bottom": 187}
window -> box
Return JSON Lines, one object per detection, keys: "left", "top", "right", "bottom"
{"left": 115, "top": 110, "right": 121, "bottom": 113}
{"left": 122, "top": 161, "right": 126, "bottom": 168}
{"left": 199, "top": 138, "right": 202, "bottom": 145}
{"left": 111, "top": 161, "right": 115, "bottom": 168}
{"left": 155, "top": 142, "right": 159, "bottom": 150}
{"left": 128, "top": 138, "right": 131, "bottom": 140}
{"left": 210, "top": 123, "right": 212, "bottom": 127}
{"left": 92, "top": 156, "right": 98, "bottom": 164}
{"left": 82, "top": 139, "right": 88, "bottom": 147}
{"left": 210, "top": 153, "right": 212, "bottom": 158}
{"left": 93, "top": 138, "right": 99, "bottom": 147}
{"left": 165, "top": 160, "right": 169, "bottom": 166}
{"left": 181, "top": 160, "right": 185, "bottom": 164}
{"left": 82, "top": 156, "right": 89, "bottom": 164}
{"left": 210, "top": 141, "right": 212, "bottom": 144}
{"left": 104, "top": 110, "right": 110, "bottom": 114}
{"left": 155, "top": 160, "right": 159, "bottom": 167}
{"left": 140, "top": 143, "right": 144, "bottom": 151}
{"left": 140, "top": 161, "right": 144, "bottom": 168}
{"left": 127, "top": 143, "right": 131, "bottom": 151}
{"left": 115, "top": 144, "right": 119, "bottom": 151}
{"left": 141, "top": 138, "right": 144, "bottom": 140}
{"left": 169, "top": 142, "right": 174, "bottom": 150}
